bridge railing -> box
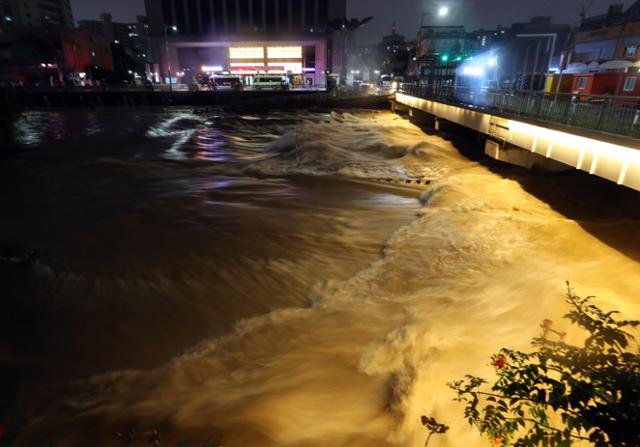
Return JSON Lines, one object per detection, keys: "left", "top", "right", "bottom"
{"left": 398, "top": 83, "right": 640, "bottom": 138}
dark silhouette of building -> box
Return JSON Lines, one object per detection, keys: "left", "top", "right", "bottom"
{"left": 143, "top": 0, "right": 348, "bottom": 86}
{"left": 78, "top": 13, "right": 150, "bottom": 67}
{"left": 0, "top": 0, "right": 73, "bottom": 28}
{"left": 145, "top": 0, "right": 345, "bottom": 37}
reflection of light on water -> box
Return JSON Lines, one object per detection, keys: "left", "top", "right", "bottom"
{"left": 164, "top": 130, "right": 194, "bottom": 160}
{"left": 364, "top": 192, "right": 418, "bottom": 207}
{"left": 194, "top": 127, "right": 228, "bottom": 161}
{"left": 145, "top": 113, "right": 205, "bottom": 160}
{"left": 46, "top": 113, "right": 65, "bottom": 141}
{"left": 196, "top": 178, "right": 234, "bottom": 192}
{"left": 14, "top": 112, "right": 68, "bottom": 145}
{"left": 14, "top": 112, "right": 47, "bottom": 145}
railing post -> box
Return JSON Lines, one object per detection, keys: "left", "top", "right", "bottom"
{"left": 596, "top": 97, "right": 612, "bottom": 130}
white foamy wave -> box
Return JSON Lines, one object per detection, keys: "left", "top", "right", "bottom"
{"left": 244, "top": 112, "right": 463, "bottom": 183}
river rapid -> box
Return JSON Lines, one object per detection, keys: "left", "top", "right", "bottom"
{"left": 1, "top": 108, "right": 639, "bottom": 447}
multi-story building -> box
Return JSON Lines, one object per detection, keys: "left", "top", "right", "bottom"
{"left": 380, "top": 30, "right": 413, "bottom": 77}
{"left": 78, "top": 14, "right": 150, "bottom": 63}
{"left": 414, "top": 26, "right": 474, "bottom": 78}
{"left": 572, "top": 2, "right": 640, "bottom": 64}
{"left": 1, "top": 0, "right": 74, "bottom": 28}
{"left": 471, "top": 17, "right": 571, "bottom": 90}
{"left": 0, "top": 25, "right": 113, "bottom": 85}
{"left": 143, "top": 0, "right": 347, "bottom": 86}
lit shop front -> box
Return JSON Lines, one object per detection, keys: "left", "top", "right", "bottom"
{"left": 163, "top": 39, "right": 327, "bottom": 87}
{"left": 226, "top": 46, "right": 305, "bottom": 86}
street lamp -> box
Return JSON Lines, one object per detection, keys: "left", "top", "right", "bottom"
{"left": 164, "top": 25, "right": 178, "bottom": 92}
{"left": 438, "top": 6, "right": 449, "bottom": 17}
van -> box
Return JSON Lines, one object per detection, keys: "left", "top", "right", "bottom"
{"left": 213, "top": 76, "right": 243, "bottom": 91}
{"left": 253, "top": 76, "right": 288, "bottom": 91}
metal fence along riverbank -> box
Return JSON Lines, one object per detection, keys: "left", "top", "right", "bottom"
{"left": 399, "top": 84, "right": 640, "bottom": 139}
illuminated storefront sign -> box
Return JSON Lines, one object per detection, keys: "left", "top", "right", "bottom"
{"left": 267, "top": 62, "right": 302, "bottom": 74}
{"left": 230, "top": 62, "right": 265, "bottom": 67}
{"left": 229, "top": 47, "right": 264, "bottom": 59}
{"left": 225, "top": 45, "right": 305, "bottom": 75}
{"left": 266, "top": 46, "right": 302, "bottom": 59}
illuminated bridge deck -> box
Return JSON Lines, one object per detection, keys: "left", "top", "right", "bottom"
{"left": 394, "top": 86, "right": 640, "bottom": 192}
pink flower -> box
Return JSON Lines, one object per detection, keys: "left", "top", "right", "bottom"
{"left": 493, "top": 436, "right": 505, "bottom": 446}
{"left": 491, "top": 354, "right": 507, "bottom": 369}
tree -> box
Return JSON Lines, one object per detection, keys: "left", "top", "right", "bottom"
{"left": 449, "top": 284, "right": 640, "bottom": 446}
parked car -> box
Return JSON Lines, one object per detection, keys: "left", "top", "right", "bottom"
{"left": 253, "top": 76, "right": 288, "bottom": 91}
{"left": 213, "top": 76, "right": 243, "bottom": 91}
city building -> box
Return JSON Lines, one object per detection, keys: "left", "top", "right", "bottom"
{"left": 61, "top": 27, "right": 114, "bottom": 73}
{"left": 143, "top": 0, "right": 347, "bottom": 86}
{"left": 78, "top": 14, "right": 150, "bottom": 65}
{"left": 571, "top": 2, "right": 640, "bottom": 64}
{"left": 460, "top": 17, "right": 571, "bottom": 90}
{"left": 380, "top": 28, "right": 413, "bottom": 77}
{"left": 414, "top": 26, "right": 475, "bottom": 78}
{"left": 349, "top": 43, "right": 382, "bottom": 82}
{"left": 0, "top": 25, "right": 113, "bottom": 85}
{"left": 0, "top": 0, "right": 74, "bottom": 28}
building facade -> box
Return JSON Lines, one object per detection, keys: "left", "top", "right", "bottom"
{"left": 78, "top": 14, "right": 150, "bottom": 64}
{"left": 1, "top": 0, "right": 73, "bottom": 28}
{"left": 414, "top": 26, "right": 474, "bottom": 78}
{"left": 0, "top": 26, "right": 113, "bottom": 85}
{"left": 143, "top": 0, "right": 347, "bottom": 86}
{"left": 572, "top": 2, "right": 640, "bottom": 64}
{"left": 476, "top": 17, "right": 571, "bottom": 90}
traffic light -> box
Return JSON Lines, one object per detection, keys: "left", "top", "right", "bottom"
{"left": 441, "top": 54, "right": 449, "bottom": 62}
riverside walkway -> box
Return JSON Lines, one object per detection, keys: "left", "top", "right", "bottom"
{"left": 394, "top": 84, "right": 640, "bottom": 192}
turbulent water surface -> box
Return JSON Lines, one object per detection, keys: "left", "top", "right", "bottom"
{"left": 1, "top": 108, "right": 639, "bottom": 447}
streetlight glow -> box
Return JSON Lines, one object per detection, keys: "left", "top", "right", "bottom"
{"left": 438, "top": 6, "right": 449, "bottom": 17}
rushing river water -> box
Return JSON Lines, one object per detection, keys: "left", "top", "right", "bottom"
{"left": 1, "top": 108, "right": 640, "bottom": 447}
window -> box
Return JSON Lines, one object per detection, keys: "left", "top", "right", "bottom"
{"left": 277, "top": 0, "right": 288, "bottom": 31}
{"left": 624, "top": 76, "right": 637, "bottom": 92}
{"left": 200, "top": 0, "right": 212, "bottom": 33}
{"left": 238, "top": 0, "right": 249, "bottom": 30}
{"left": 229, "top": 46, "right": 264, "bottom": 59}
{"left": 251, "top": 0, "right": 263, "bottom": 30}
{"left": 213, "top": 0, "right": 224, "bottom": 31}
{"left": 577, "top": 77, "right": 588, "bottom": 90}
{"left": 626, "top": 46, "right": 637, "bottom": 57}
{"left": 265, "top": 0, "right": 276, "bottom": 31}
{"left": 267, "top": 46, "right": 302, "bottom": 59}
{"left": 226, "top": 0, "right": 237, "bottom": 31}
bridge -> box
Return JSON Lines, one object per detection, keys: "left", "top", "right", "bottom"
{"left": 393, "top": 84, "right": 640, "bottom": 192}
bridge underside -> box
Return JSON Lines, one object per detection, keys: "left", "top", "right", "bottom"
{"left": 394, "top": 92, "right": 640, "bottom": 192}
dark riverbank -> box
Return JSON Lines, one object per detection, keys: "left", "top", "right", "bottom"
{"left": 9, "top": 88, "right": 390, "bottom": 110}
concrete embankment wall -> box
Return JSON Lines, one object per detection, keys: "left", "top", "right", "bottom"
{"left": 393, "top": 92, "right": 640, "bottom": 192}
{"left": 10, "top": 89, "right": 389, "bottom": 110}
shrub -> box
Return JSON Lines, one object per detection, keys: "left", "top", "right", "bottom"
{"left": 449, "top": 284, "right": 640, "bottom": 446}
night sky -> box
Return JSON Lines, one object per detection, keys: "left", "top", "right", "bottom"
{"left": 71, "top": 0, "right": 638, "bottom": 43}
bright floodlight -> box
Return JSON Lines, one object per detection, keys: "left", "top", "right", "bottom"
{"left": 487, "top": 57, "right": 498, "bottom": 67}
{"left": 438, "top": 6, "right": 449, "bottom": 17}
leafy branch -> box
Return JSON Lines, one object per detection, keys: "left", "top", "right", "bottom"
{"left": 448, "top": 283, "right": 640, "bottom": 446}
